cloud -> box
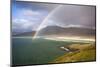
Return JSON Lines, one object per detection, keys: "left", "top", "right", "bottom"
{"left": 43, "top": 5, "right": 96, "bottom": 29}
{"left": 21, "top": 9, "right": 46, "bottom": 17}
{"left": 12, "top": 1, "right": 95, "bottom": 35}
{"left": 12, "top": 1, "right": 59, "bottom": 34}
{"left": 12, "top": 8, "right": 49, "bottom": 33}
{"left": 13, "top": 18, "right": 38, "bottom": 32}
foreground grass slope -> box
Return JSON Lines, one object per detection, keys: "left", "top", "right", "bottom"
{"left": 50, "top": 43, "right": 96, "bottom": 63}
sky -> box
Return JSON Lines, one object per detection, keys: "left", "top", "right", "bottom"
{"left": 12, "top": 1, "right": 96, "bottom": 34}
{"left": 12, "top": 1, "right": 58, "bottom": 34}
{"left": 41, "top": 5, "right": 96, "bottom": 30}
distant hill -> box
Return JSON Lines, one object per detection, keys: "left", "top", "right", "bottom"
{"left": 12, "top": 26, "right": 96, "bottom": 38}
{"left": 13, "top": 31, "right": 36, "bottom": 37}
{"left": 37, "top": 26, "right": 96, "bottom": 38}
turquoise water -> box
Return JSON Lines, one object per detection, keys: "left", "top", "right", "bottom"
{"left": 12, "top": 37, "right": 75, "bottom": 65}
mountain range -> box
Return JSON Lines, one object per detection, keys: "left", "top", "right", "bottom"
{"left": 37, "top": 26, "right": 95, "bottom": 38}
{"left": 13, "top": 26, "right": 95, "bottom": 38}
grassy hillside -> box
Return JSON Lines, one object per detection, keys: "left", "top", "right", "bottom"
{"left": 50, "top": 43, "right": 96, "bottom": 63}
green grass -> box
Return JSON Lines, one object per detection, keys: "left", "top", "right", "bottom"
{"left": 50, "top": 44, "right": 96, "bottom": 63}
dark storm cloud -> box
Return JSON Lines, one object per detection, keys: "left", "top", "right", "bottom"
{"left": 15, "top": 1, "right": 58, "bottom": 11}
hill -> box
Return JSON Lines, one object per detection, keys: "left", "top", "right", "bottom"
{"left": 50, "top": 43, "right": 96, "bottom": 63}
{"left": 13, "top": 31, "right": 36, "bottom": 37}
{"left": 37, "top": 26, "right": 95, "bottom": 38}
